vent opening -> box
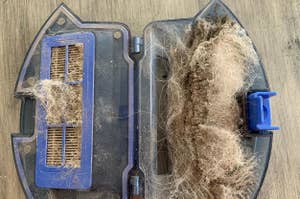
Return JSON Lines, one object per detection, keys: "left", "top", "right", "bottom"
{"left": 68, "top": 44, "right": 83, "bottom": 82}
{"left": 50, "top": 46, "right": 66, "bottom": 81}
{"left": 46, "top": 127, "right": 63, "bottom": 166}
{"left": 156, "top": 55, "right": 172, "bottom": 175}
{"left": 65, "top": 127, "right": 82, "bottom": 167}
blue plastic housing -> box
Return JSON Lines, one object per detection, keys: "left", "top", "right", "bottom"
{"left": 35, "top": 32, "right": 95, "bottom": 189}
{"left": 247, "top": 92, "right": 279, "bottom": 131}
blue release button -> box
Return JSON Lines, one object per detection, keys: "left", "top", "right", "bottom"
{"left": 247, "top": 91, "right": 280, "bottom": 131}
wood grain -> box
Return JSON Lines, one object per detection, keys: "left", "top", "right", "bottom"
{"left": 0, "top": 0, "right": 299, "bottom": 198}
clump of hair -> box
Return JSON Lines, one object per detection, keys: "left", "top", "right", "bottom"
{"left": 25, "top": 79, "right": 82, "bottom": 125}
{"left": 162, "top": 17, "right": 259, "bottom": 198}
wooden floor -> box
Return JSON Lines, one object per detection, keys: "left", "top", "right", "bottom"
{"left": 0, "top": 0, "right": 299, "bottom": 198}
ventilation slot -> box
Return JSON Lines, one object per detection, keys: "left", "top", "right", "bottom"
{"left": 50, "top": 46, "right": 66, "bottom": 81}
{"left": 46, "top": 127, "right": 63, "bottom": 166}
{"left": 68, "top": 44, "right": 83, "bottom": 82}
{"left": 156, "top": 55, "right": 172, "bottom": 175}
{"left": 65, "top": 127, "right": 82, "bottom": 167}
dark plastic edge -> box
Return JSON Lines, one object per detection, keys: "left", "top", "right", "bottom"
{"left": 11, "top": 134, "right": 35, "bottom": 199}
{"left": 253, "top": 133, "right": 273, "bottom": 199}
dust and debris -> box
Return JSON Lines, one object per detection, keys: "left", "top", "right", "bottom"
{"left": 25, "top": 79, "right": 82, "bottom": 125}
{"left": 24, "top": 79, "right": 83, "bottom": 168}
{"left": 94, "top": 97, "right": 116, "bottom": 127}
{"left": 152, "top": 17, "right": 259, "bottom": 199}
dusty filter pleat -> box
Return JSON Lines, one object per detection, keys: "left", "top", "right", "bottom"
{"left": 65, "top": 127, "right": 82, "bottom": 167}
{"left": 50, "top": 46, "right": 66, "bottom": 81}
{"left": 64, "top": 44, "right": 83, "bottom": 167}
{"left": 46, "top": 85, "right": 65, "bottom": 124}
{"left": 29, "top": 42, "right": 84, "bottom": 168}
{"left": 46, "top": 127, "right": 63, "bottom": 166}
{"left": 68, "top": 44, "right": 83, "bottom": 82}
{"left": 65, "top": 84, "right": 82, "bottom": 125}
{"left": 46, "top": 46, "right": 66, "bottom": 167}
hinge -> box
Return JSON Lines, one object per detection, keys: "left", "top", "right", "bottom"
{"left": 130, "top": 176, "right": 141, "bottom": 199}
{"left": 131, "top": 37, "right": 143, "bottom": 54}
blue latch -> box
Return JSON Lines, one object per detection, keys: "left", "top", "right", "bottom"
{"left": 247, "top": 91, "right": 280, "bottom": 131}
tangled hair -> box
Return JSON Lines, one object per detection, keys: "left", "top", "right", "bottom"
{"left": 25, "top": 79, "right": 82, "bottom": 125}
{"left": 152, "top": 17, "right": 259, "bottom": 199}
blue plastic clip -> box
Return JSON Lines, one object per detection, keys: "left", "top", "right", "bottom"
{"left": 247, "top": 92, "right": 280, "bottom": 131}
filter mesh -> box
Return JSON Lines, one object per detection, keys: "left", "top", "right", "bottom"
{"left": 47, "top": 85, "right": 64, "bottom": 124}
{"left": 65, "top": 127, "right": 82, "bottom": 167}
{"left": 46, "top": 43, "right": 83, "bottom": 168}
{"left": 65, "top": 85, "right": 82, "bottom": 125}
{"left": 50, "top": 46, "right": 66, "bottom": 81}
{"left": 68, "top": 44, "right": 83, "bottom": 82}
{"left": 46, "top": 127, "right": 63, "bottom": 166}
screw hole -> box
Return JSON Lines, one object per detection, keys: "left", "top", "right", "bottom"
{"left": 113, "top": 31, "right": 122, "bottom": 39}
{"left": 24, "top": 145, "right": 32, "bottom": 154}
{"left": 57, "top": 17, "right": 66, "bottom": 26}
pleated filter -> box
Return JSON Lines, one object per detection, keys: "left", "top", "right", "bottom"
{"left": 35, "top": 32, "right": 95, "bottom": 189}
{"left": 46, "top": 44, "right": 82, "bottom": 167}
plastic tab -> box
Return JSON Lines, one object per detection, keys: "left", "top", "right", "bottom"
{"left": 247, "top": 92, "right": 280, "bottom": 131}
